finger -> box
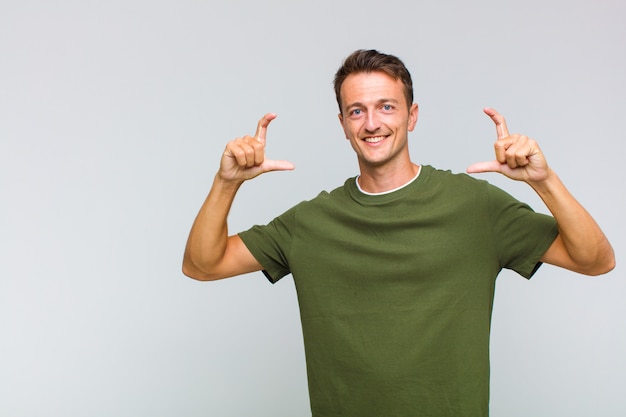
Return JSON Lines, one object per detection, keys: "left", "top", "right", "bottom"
{"left": 254, "top": 113, "right": 277, "bottom": 145}
{"left": 498, "top": 135, "right": 531, "bottom": 169}
{"left": 225, "top": 138, "right": 263, "bottom": 167}
{"left": 494, "top": 137, "right": 515, "bottom": 165}
{"left": 244, "top": 135, "right": 266, "bottom": 166}
{"left": 226, "top": 141, "right": 254, "bottom": 167}
{"left": 484, "top": 107, "right": 510, "bottom": 140}
{"left": 508, "top": 149, "right": 531, "bottom": 169}
{"left": 247, "top": 140, "right": 262, "bottom": 167}
{"left": 466, "top": 160, "right": 503, "bottom": 174}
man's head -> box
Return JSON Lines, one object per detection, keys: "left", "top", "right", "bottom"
{"left": 334, "top": 51, "right": 419, "bottom": 176}
{"left": 333, "top": 49, "right": 414, "bottom": 115}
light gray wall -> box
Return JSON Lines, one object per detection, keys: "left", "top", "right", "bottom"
{"left": 1, "top": 1, "right": 624, "bottom": 416}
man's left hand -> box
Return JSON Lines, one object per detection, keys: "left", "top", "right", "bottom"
{"left": 466, "top": 107, "right": 551, "bottom": 184}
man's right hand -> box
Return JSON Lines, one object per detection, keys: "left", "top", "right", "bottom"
{"left": 220, "top": 113, "right": 295, "bottom": 182}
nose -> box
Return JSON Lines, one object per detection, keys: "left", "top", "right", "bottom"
{"left": 364, "top": 111, "right": 381, "bottom": 133}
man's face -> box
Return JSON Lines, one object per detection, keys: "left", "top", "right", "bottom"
{"left": 338, "top": 71, "right": 418, "bottom": 170}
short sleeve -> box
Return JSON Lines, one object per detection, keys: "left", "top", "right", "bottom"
{"left": 238, "top": 206, "right": 296, "bottom": 283}
{"left": 487, "top": 185, "right": 559, "bottom": 278}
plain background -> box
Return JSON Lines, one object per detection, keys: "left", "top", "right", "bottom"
{"left": 1, "top": 1, "right": 624, "bottom": 416}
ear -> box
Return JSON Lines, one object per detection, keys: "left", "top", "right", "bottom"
{"left": 408, "top": 103, "right": 419, "bottom": 132}
{"left": 338, "top": 113, "right": 349, "bottom": 139}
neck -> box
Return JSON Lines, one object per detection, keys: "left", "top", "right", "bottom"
{"left": 357, "top": 162, "right": 421, "bottom": 194}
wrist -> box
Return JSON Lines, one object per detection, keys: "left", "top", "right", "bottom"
{"left": 528, "top": 169, "right": 569, "bottom": 205}
{"left": 527, "top": 167, "right": 557, "bottom": 191}
{"left": 214, "top": 172, "right": 244, "bottom": 193}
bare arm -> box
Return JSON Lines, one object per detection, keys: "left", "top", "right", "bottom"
{"left": 467, "top": 108, "right": 615, "bottom": 276}
{"left": 182, "top": 114, "right": 295, "bottom": 281}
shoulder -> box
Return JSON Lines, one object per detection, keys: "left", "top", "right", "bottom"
{"left": 420, "top": 165, "right": 490, "bottom": 195}
{"left": 295, "top": 177, "right": 357, "bottom": 207}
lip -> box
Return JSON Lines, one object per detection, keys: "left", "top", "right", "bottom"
{"left": 362, "top": 135, "right": 388, "bottom": 143}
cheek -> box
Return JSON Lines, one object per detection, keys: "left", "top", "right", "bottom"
{"left": 342, "top": 121, "right": 360, "bottom": 139}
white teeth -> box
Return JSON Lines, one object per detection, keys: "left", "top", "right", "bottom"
{"left": 364, "top": 136, "right": 385, "bottom": 143}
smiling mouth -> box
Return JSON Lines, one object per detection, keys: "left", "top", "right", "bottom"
{"left": 363, "top": 136, "right": 386, "bottom": 143}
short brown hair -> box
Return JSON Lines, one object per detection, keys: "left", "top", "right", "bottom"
{"left": 333, "top": 49, "right": 414, "bottom": 113}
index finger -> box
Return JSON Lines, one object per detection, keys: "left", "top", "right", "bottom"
{"left": 254, "top": 113, "right": 277, "bottom": 145}
{"left": 484, "top": 107, "right": 510, "bottom": 139}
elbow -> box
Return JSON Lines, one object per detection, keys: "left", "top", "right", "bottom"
{"left": 579, "top": 249, "right": 616, "bottom": 277}
{"left": 182, "top": 263, "right": 208, "bottom": 281}
{"left": 182, "top": 264, "right": 221, "bottom": 281}
{"left": 181, "top": 254, "right": 222, "bottom": 282}
{"left": 588, "top": 255, "right": 616, "bottom": 277}
{"left": 595, "top": 244, "right": 616, "bottom": 276}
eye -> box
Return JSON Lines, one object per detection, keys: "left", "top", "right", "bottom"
{"left": 352, "top": 109, "right": 362, "bottom": 115}
{"left": 382, "top": 104, "right": 393, "bottom": 112}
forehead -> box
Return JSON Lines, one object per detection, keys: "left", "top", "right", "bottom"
{"left": 340, "top": 71, "right": 405, "bottom": 107}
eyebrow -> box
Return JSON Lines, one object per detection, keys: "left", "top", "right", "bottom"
{"left": 344, "top": 98, "right": 400, "bottom": 111}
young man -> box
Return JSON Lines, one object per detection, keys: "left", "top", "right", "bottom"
{"left": 183, "top": 50, "right": 614, "bottom": 416}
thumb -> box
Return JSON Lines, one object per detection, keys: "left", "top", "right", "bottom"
{"left": 466, "top": 160, "right": 502, "bottom": 174}
{"left": 262, "top": 159, "right": 296, "bottom": 173}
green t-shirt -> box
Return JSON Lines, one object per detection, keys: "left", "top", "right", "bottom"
{"left": 239, "top": 165, "right": 559, "bottom": 417}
